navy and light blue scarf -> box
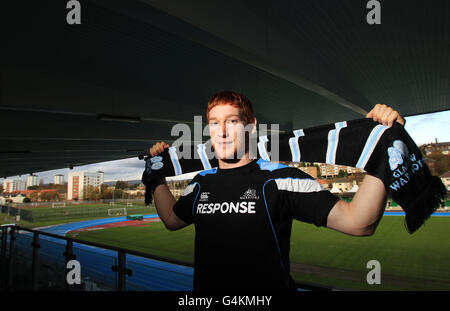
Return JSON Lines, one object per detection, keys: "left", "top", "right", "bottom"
{"left": 142, "top": 118, "right": 446, "bottom": 234}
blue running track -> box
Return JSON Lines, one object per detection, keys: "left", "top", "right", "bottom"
{"left": 14, "top": 214, "right": 194, "bottom": 290}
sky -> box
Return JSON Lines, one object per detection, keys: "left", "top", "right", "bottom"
{"left": 1, "top": 110, "right": 449, "bottom": 185}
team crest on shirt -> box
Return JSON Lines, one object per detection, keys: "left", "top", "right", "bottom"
{"left": 199, "top": 192, "right": 210, "bottom": 202}
{"left": 240, "top": 188, "right": 259, "bottom": 200}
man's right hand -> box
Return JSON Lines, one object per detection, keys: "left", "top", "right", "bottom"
{"left": 146, "top": 141, "right": 169, "bottom": 189}
{"left": 147, "top": 141, "right": 188, "bottom": 231}
{"left": 149, "top": 141, "right": 170, "bottom": 157}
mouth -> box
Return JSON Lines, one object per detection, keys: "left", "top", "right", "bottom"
{"left": 217, "top": 141, "right": 233, "bottom": 147}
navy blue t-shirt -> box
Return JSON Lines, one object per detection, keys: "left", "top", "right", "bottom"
{"left": 173, "top": 158, "right": 340, "bottom": 291}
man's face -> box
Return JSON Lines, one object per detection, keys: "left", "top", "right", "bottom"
{"left": 208, "top": 104, "right": 254, "bottom": 160}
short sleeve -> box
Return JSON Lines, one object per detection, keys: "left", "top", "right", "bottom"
{"left": 172, "top": 177, "right": 201, "bottom": 225}
{"left": 278, "top": 170, "right": 340, "bottom": 227}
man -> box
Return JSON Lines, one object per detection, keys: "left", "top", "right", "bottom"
{"left": 148, "top": 91, "right": 405, "bottom": 291}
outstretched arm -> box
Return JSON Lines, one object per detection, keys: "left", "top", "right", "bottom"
{"left": 326, "top": 174, "right": 386, "bottom": 236}
{"left": 149, "top": 141, "right": 189, "bottom": 231}
{"left": 326, "top": 104, "right": 405, "bottom": 236}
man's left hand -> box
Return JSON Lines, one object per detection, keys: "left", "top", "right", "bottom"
{"left": 366, "top": 104, "right": 405, "bottom": 127}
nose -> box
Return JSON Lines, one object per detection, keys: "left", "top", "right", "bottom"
{"left": 218, "top": 122, "right": 228, "bottom": 137}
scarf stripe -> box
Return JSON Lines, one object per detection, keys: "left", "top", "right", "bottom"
{"left": 326, "top": 121, "right": 347, "bottom": 164}
{"left": 289, "top": 129, "right": 305, "bottom": 162}
{"left": 197, "top": 144, "right": 212, "bottom": 170}
{"left": 356, "top": 124, "right": 389, "bottom": 170}
{"left": 169, "top": 146, "right": 183, "bottom": 175}
{"left": 258, "top": 135, "right": 270, "bottom": 161}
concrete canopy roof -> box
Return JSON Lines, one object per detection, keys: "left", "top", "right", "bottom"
{"left": 2, "top": 0, "right": 449, "bottom": 178}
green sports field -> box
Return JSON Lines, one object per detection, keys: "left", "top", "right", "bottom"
{"left": 289, "top": 216, "right": 450, "bottom": 290}
{"left": 66, "top": 215, "right": 450, "bottom": 291}
{"left": 2, "top": 202, "right": 155, "bottom": 226}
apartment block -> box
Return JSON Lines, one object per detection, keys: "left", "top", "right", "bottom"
{"left": 54, "top": 175, "right": 65, "bottom": 185}
{"left": 67, "top": 171, "right": 104, "bottom": 200}
{"left": 27, "top": 175, "right": 39, "bottom": 188}
{"left": 2, "top": 179, "right": 27, "bottom": 193}
{"left": 317, "top": 163, "right": 364, "bottom": 178}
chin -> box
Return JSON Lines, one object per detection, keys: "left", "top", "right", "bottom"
{"left": 216, "top": 153, "right": 235, "bottom": 161}
{"left": 212, "top": 145, "right": 234, "bottom": 160}
{"left": 216, "top": 150, "right": 241, "bottom": 161}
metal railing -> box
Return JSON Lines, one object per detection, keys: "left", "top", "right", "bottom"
{"left": 0, "top": 224, "right": 194, "bottom": 291}
{"left": 0, "top": 224, "right": 331, "bottom": 291}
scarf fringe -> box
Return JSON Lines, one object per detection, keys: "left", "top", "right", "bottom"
{"left": 402, "top": 176, "right": 447, "bottom": 234}
{"left": 142, "top": 170, "right": 153, "bottom": 206}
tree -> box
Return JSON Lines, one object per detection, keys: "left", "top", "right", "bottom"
{"left": 85, "top": 185, "right": 100, "bottom": 201}
{"left": 101, "top": 188, "right": 125, "bottom": 200}
{"left": 113, "top": 189, "right": 125, "bottom": 199}
{"left": 313, "top": 164, "right": 322, "bottom": 179}
{"left": 337, "top": 169, "right": 348, "bottom": 178}
{"left": 426, "top": 152, "right": 450, "bottom": 176}
{"left": 100, "top": 184, "right": 109, "bottom": 193}
{"left": 40, "top": 191, "right": 59, "bottom": 201}
{"left": 115, "top": 180, "right": 129, "bottom": 190}
{"left": 129, "top": 183, "right": 139, "bottom": 190}
{"left": 100, "top": 188, "right": 113, "bottom": 200}
{"left": 54, "top": 184, "right": 66, "bottom": 194}
{"left": 29, "top": 192, "right": 39, "bottom": 202}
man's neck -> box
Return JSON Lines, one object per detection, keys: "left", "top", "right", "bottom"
{"left": 218, "top": 155, "right": 254, "bottom": 169}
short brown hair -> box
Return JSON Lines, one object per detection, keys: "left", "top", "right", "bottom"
{"left": 206, "top": 90, "right": 255, "bottom": 125}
